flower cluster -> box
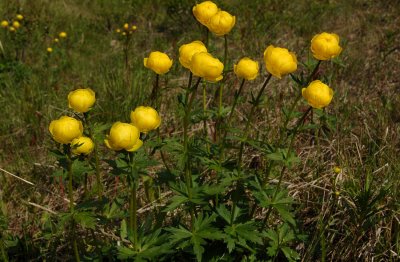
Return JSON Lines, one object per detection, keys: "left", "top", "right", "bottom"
{"left": 115, "top": 22, "right": 137, "bottom": 37}
{"left": 49, "top": 88, "right": 96, "bottom": 155}
{"left": 47, "top": 31, "right": 68, "bottom": 53}
{"left": 1, "top": 14, "right": 24, "bottom": 33}
{"left": 105, "top": 106, "right": 161, "bottom": 152}
{"left": 193, "top": 1, "right": 235, "bottom": 36}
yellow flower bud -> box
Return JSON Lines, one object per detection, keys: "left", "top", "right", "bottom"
{"left": 302, "top": 80, "right": 334, "bottom": 109}
{"left": 335, "top": 191, "right": 340, "bottom": 196}
{"left": 234, "top": 57, "right": 259, "bottom": 81}
{"left": 130, "top": 106, "right": 161, "bottom": 133}
{"left": 132, "top": 25, "right": 137, "bottom": 30}
{"left": 263, "top": 45, "right": 297, "bottom": 79}
{"left": 68, "top": 88, "right": 96, "bottom": 113}
{"left": 311, "top": 32, "right": 342, "bottom": 61}
{"left": 192, "top": 1, "right": 219, "bottom": 27}
{"left": 47, "top": 47, "right": 53, "bottom": 53}
{"left": 59, "top": 32, "right": 67, "bottom": 38}
{"left": 49, "top": 116, "right": 83, "bottom": 144}
{"left": 116, "top": 28, "right": 121, "bottom": 33}
{"left": 333, "top": 166, "right": 342, "bottom": 174}
{"left": 122, "top": 32, "right": 126, "bottom": 36}
{"left": 144, "top": 51, "right": 173, "bottom": 75}
{"left": 71, "top": 136, "right": 94, "bottom": 155}
{"left": 12, "top": 21, "right": 20, "bottom": 29}
{"left": 190, "top": 52, "right": 223, "bottom": 82}
{"left": 179, "top": 40, "right": 207, "bottom": 69}
{"left": 0, "top": 20, "right": 8, "bottom": 28}
{"left": 207, "top": 10, "right": 235, "bottom": 36}
{"left": 104, "top": 122, "right": 140, "bottom": 152}
{"left": 9, "top": 26, "right": 16, "bottom": 32}
{"left": 16, "top": 14, "right": 24, "bottom": 21}
{"left": 54, "top": 38, "right": 59, "bottom": 43}
{"left": 130, "top": 139, "right": 143, "bottom": 152}
{"left": 123, "top": 23, "right": 129, "bottom": 30}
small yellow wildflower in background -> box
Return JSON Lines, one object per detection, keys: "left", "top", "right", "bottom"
{"left": 207, "top": 10, "right": 235, "bottom": 36}
{"left": 68, "top": 88, "right": 96, "bottom": 113}
{"left": 16, "top": 14, "right": 24, "bottom": 21}
{"left": 130, "top": 106, "right": 161, "bottom": 133}
{"left": 59, "top": 32, "right": 67, "bottom": 38}
{"left": 179, "top": 40, "right": 208, "bottom": 69}
{"left": 49, "top": 116, "right": 83, "bottom": 144}
{"left": 302, "top": 80, "right": 334, "bottom": 109}
{"left": 190, "top": 52, "right": 224, "bottom": 82}
{"left": 0, "top": 20, "right": 8, "bottom": 28}
{"left": 263, "top": 45, "right": 297, "bottom": 79}
{"left": 132, "top": 25, "right": 137, "bottom": 30}
{"left": 311, "top": 32, "right": 342, "bottom": 61}
{"left": 116, "top": 28, "right": 121, "bottom": 33}
{"left": 192, "top": 1, "right": 219, "bottom": 27}
{"left": 122, "top": 32, "right": 126, "bottom": 36}
{"left": 104, "top": 122, "right": 140, "bottom": 151}
{"left": 144, "top": 51, "right": 173, "bottom": 75}
{"left": 54, "top": 38, "right": 59, "bottom": 43}
{"left": 47, "top": 47, "right": 53, "bottom": 53}
{"left": 234, "top": 57, "right": 259, "bottom": 81}
{"left": 71, "top": 136, "right": 94, "bottom": 155}
{"left": 12, "top": 21, "right": 20, "bottom": 29}
{"left": 123, "top": 23, "right": 129, "bottom": 30}
{"left": 9, "top": 26, "right": 16, "bottom": 32}
{"left": 333, "top": 166, "right": 342, "bottom": 174}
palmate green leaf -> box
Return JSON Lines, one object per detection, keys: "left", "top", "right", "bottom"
{"left": 120, "top": 219, "right": 127, "bottom": 240}
{"left": 163, "top": 195, "right": 189, "bottom": 212}
{"left": 216, "top": 205, "right": 231, "bottom": 224}
{"left": 73, "top": 211, "right": 97, "bottom": 230}
{"left": 281, "top": 246, "right": 300, "bottom": 262}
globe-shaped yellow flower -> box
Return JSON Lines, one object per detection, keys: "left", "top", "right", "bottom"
{"left": 130, "top": 139, "right": 143, "bottom": 152}
{"left": 190, "top": 52, "right": 224, "bottom": 82}
{"left": 192, "top": 1, "right": 219, "bottom": 27}
{"left": 49, "top": 116, "right": 83, "bottom": 144}
{"left": 207, "top": 10, "right": 235, "bottom": 36}
{"left": 47, "top": 47, "right": 53, "bottom": 53}
{"left": 263, "top": 45, "right": 297, "bottom": 79}
{"left": 234, "top": 57, "right": 259, "bottom": 81}
{"left": 179, "top": 40, "right": 208, "bottom": 69}
{"left": 0, "top": 20, "right": 8, "bottom": 28}
{"left": 71, "top": 136, "right": 94, "bottom": 155}
{"left": 130, "top": 106, "right": 161, "bottom": 133}
{"left": 59, "top": 32, "right": 67, "bottom": 38}
{"left": 302, "top": 80, "right": 334, "bottom": 109}
{"left": 104, "top": 122, "right": 140, "bottom": 152}
{"left": 12, "top": 21, "right": 20, "bottom": 29}
{"left": 144, "top": 51, "right": 173, "bottom": 75}
{"left": 16, "top": 14, "right": 24, "bottom": 21}
{"left": 68, "top": 88, "right": 96, "bottom": 113}
{"left": 9, "top": 26, "right": 15, "bottom": 32}
{"left": 311, "top": 32, "right": 342, "bottom": 61}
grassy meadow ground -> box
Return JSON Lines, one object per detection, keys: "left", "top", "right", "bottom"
{"left": 0, "top": 0, "right": 399, "bottom": 261}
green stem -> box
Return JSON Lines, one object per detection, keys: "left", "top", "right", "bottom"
{"left": 84, "top": 113, "right": 102, "bottom": 198}
{"left": 238, "top": 74, "right": 272, "bottom": 170}
{"left": 128, "top": 152, "right": 138, "bottom": 247}
{"left": 223, "top": 35, "right": 228, "bottom": 67}
{"left": 150, "top": 74, "right": 160, "bottom": 107}
{"left": 227, "top": 78, "right": 246, "bottom": 126}
{"left": 66, "top": 148, "right": 80, "bottom": 262}
{"left": 261, "top": 107, "right": 312, "bottom": 229}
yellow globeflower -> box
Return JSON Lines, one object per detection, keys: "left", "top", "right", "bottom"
{"left": 0, "top": 20, "right": 8, "bottom": 28}
{"left": 132, "top": 25, "right": 137, "bottom": 30}
{"left": 190, "top": 52, "right": 223, "bottom": 82}
{"left": 207, "top": 10, "right": 235, "bottom": 36}
{"left": 49, "top": 116, "right": 83, "bottom": 144}
{"left": 104, "top": 122, "right": 140, "bottom": 152}
{"left": 144, "top": 51, "right": 173, "bottom": 75}
{"left": 71, "top": 136, "right": 94, "bottom": 155}
{"left": 263, "top": 45, "right": 297, "bottom": 79}
{"left": 9, "top": 26, "right": 16, "bottom": 32}
{"left": 179, "top": 40, "right": 207, "bottom": 69}
{"left": 311, "top": 32, "right": 342, "bottom": 61}
{"left": 130, "top": 106, "right": 161, "bottom": 133}
{"left": 16, "top": 14, "right": 24, "bottom": 21}
{"left": 12, "top": 21, "right": 20, "bottom": 29}
{"left": 192, "top": 1, "right": 219, "bottom": 27}
{"left": 47, "top": 47, "right": 53, "bottom": 53}
{"left": 234, "top": 57, "right": 259, "bottom": 81}
{"left": 54, "top": 38, "right": 59, "bottom": 43}
{"left": 59, "top": 32, "right": 67, "bottom": 38}
{"left": 130, "top": 139, "right": 143, "bottom": 152}
{"left": 68, "top": 88, "right": 96, "bottom": 113}
{"left": 123, "top": 23, "right": 129, "bottom": 30}
{"left": 333, "top": 166, "right": 342, "bottom": 174}
{"left": 302, "top": 80, "right": 334, "bottom": 109}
